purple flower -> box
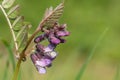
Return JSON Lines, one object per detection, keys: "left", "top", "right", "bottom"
{"left": 34, "top": 34, "right": 46, "bottom": 43}
{"left": 49, "top": 37, "right": 60, "bottom": 45}
{"left": 35, "top": 58, "right": 52, "bottom": 67}
{"left": 48, "top": 33, "right": 61, "bottom": 45}
{"left": 30, "top": 53, "right": 39, "bottom": 64}
{"left": 31, "top": 51, "right": 54, "bottom": 74}
{"left": 44, "top": 44, "right": 56, "bottom": 53}
{"left": 36, "top": 44, "right": 45, "bottom": 53}
{"left": 44, "top": 51, "right": 57, "bottom": 59}
{"left": 31, "top": 23, "right": 70, "bottom": 74}
{"left": 55, "top": 31, "right": 70, "bottom": 37}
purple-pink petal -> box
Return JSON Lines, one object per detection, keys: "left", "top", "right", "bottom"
{"left": 36, "top": 44, "right": 44, "bottom": 52}
{"left": 56, "top": 31, "right": 70, "bottom": 37}
{"left": 50, "top": 36, "right": 60, "bottom": 44}
{"left": 35, "top": 58, "right": 52, "bottom": 67}
{"left": 30, "top": 53, "right": 39, "bottom": 64}
{"left": 44, "top": 44, "right": 56, "bottom": 53}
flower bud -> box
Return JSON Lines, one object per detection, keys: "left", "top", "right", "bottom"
{"left": 56, "top": 31, "right": 70, "bottom": 37}
{"left": 30, "top": 53, "right": 39, "bottom": 64}
{"left": 36, "top": 44, "right": 44, "bottom": 53}
{"left": 34, "top": 34, "right": 46, "bottom": 43}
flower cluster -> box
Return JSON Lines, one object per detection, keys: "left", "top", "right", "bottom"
{"left": 30, "top": 23, "right": 70, "bottom": 74}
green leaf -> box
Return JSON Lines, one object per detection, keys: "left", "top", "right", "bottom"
{"left": 12, "top": 16, "right": 24, "bottom": 32}
{"left": 2, "top": 0, "right": 15, "bottom": 9}
{"left": 7, "top": 4, "right": 20, "bottom": 19}
{"left": 42, "top": 2, "right": 64, "bottom": 27}
{"left": 16, "top": 25, "right": 28, "bottom": 53}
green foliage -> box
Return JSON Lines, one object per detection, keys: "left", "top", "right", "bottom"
{"left": 12, "top": 16, "right": 24, "bottom": 31}
{"left": 17, "top": 25, "right": 29, "bottom": 52}
{"left": 7, "top": 4, "right": 20, "bottom": 19}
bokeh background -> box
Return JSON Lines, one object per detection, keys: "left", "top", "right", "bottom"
{"left": 0, "top": 0, "right": 120, "bottom": 80}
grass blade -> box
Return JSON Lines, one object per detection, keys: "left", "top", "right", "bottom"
{"left": 2, "top": 60, "right": 9, "bottom": 80}
{"left": 114, "top": 65, "right": 120, "bottom": 80}
{"left": 18, "top": 70, "right": 22, "bottom": 80}
{"left": 1, "top": 39, "right": 15, "bottom": 70}
{"left": 76, "top": 27, "right": 109, "bottom": 80}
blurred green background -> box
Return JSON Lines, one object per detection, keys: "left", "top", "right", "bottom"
{"left": 0, "top": 0, "right": 120, "bottom": 80}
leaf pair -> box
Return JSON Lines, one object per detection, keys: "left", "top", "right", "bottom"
{"left": 41, "top": 3, "right": 64, "bottom": 28}
{"left": 7, "top": 4, "right": 20, "bottom": 19}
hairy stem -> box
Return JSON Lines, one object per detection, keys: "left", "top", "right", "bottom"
{"left": 0, "top": 5, "right": 19, "bottom": 57}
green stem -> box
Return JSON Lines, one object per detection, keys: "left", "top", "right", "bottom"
{"left": 114, "top": 64, "right": 120, "bottom": 80}
{"left": 12, "top": 59, "right": 21, "bottom": 80}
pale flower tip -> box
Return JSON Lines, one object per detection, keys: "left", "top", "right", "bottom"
{"left": 49, "top": 51, "right": 57, "bottom": 58}
{"left": 38, "top": 67, "right": 46, "bottom": 74}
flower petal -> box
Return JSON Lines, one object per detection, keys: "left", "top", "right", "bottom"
{"left": 36, "top": 58, "right": 52, "bottom": 67}
{"left": 36, "top": 66, "right": 46, "bottom": 74}
{"left": 44, "top": 44, "right": 56, "bottom": 53}
{"left": 56, "top": 31, "right": 70, "bottom": 37}
{"left": 34, "top": 34, "right": 46, "bottom": 43}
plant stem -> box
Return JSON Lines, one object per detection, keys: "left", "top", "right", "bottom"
{"left": 0, "top": 5, "right": 19, "bottom": 57}
{"left": 12, "top": 59, "right": 21, "bottom": 80}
